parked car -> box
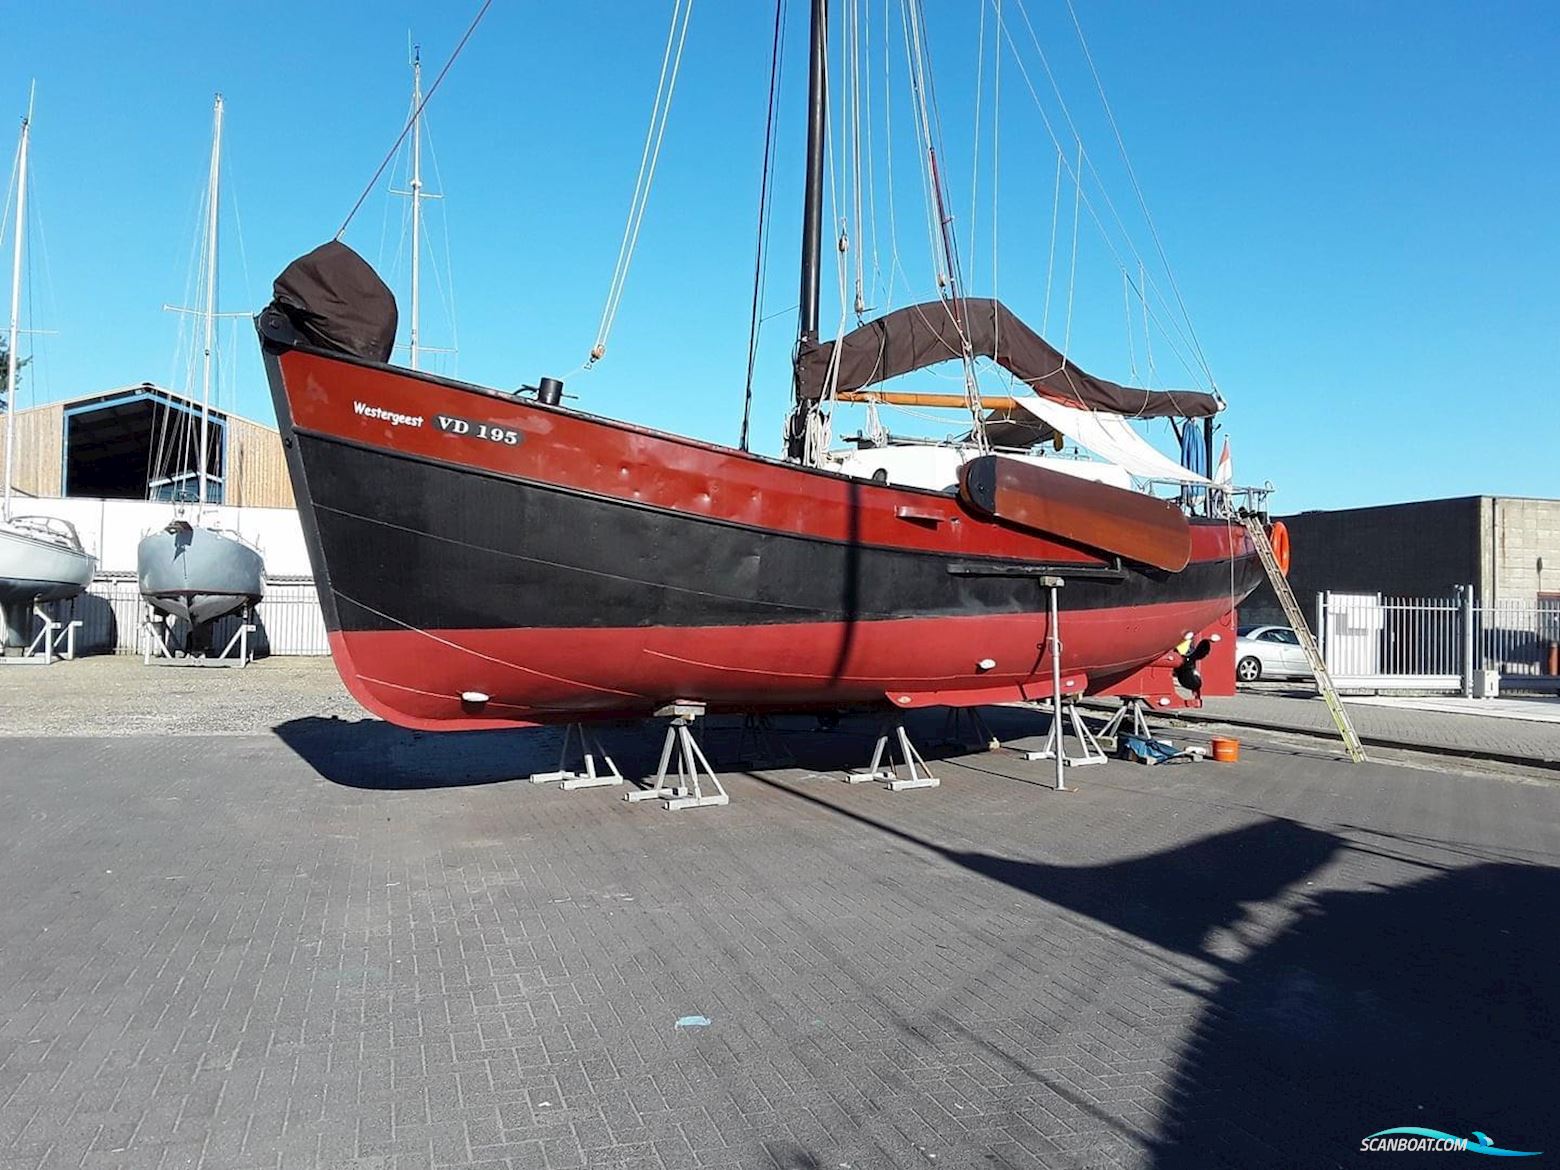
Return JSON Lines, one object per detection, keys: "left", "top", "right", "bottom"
{"left": 1235, "top": 625, "right": 1312, "bottom": 682}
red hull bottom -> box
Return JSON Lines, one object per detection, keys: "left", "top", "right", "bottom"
{"left": 329, "top": 597, "right": 1232, "bottom": 731}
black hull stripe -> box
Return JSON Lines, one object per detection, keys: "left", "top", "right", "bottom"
{"left": 297, "top": 434, "right": 1263, "bottom": 633}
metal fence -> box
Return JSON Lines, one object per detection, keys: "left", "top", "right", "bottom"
{"left": 1317, "top": 589, "right": 1560, "bottom": 693}
{"left": 1478, "top": 599, "right": 1560, "bottom": 678}
{"left": 43, "top": 574, "right": 331, "bottom": 657}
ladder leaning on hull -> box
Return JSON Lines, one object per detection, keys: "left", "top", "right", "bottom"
{"left": 1239, "top": 511, "right": 1367, "bottom": 764}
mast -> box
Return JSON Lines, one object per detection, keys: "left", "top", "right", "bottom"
{"left": 785, "top": 0, "right": 829, "bottom": 462}
{"left": 196, "top": 94, "right": 222, "bottom": 508}
{"left": 409, "top": 47, "right": 423, "bottom": 371}
{"left": 3, "top": 103, "right": 30, "bottom": 522}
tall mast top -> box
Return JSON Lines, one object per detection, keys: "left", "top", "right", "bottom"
{"left": 195, "top": 93, "right": 222, "bottom": 509}
{"left": 3, "top": 100, "right": 32, "bottom": 521}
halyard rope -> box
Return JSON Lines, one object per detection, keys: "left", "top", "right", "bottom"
{"left": 336, "top": 0, "right": 495, "bottom": 240}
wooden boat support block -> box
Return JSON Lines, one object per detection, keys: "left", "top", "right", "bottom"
{"left": 958, "top": 455, "right": 1192, "bottom": 573}
{"left": 887, "top": 672, "right": 1088, "bottom": 709}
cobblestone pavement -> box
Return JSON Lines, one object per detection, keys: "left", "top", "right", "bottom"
{"left": 2, "top": 715, "right": 1557, "bottom": 1169}
{"left": 1183, "top": 690, "right": 1560, "bottom": 766}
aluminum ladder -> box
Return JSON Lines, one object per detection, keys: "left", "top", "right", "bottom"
{"left": 1239, "top": 512, "right": 1368, "bottom": 763}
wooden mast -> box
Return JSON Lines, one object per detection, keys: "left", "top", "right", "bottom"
{"left": 785, "top": 0, "right": 828, "bottom": 463}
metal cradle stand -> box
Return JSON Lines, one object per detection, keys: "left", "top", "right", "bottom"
{"left": 939, "top": 706, "right": 999, "bottom": 751}
{"left": 529, "top": 722, "right": 624, "bottom": 790}
{"left": 1020, "top": 700, "right": 1110, "bottom": 773}
{"left": 1098, "top": 698, "right": 1154, "bottom": 744}
{"left": 626, "top": 701, "right": 729, "bottom": 811}
{"left": 0, "top": 604, "right": 82, "bottom": 666}
{"left": 142, "top": 604, "right": 256, "bottom": 668}
{"left": 848, "top": 720, "right": 941, "bottom": 791}
{"left": 732, "top": 713, "right": 796, "bottom": 768}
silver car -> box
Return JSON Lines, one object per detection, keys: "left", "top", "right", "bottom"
{"left": 1235, "top": 625, "right": 1311, "bottom": 682}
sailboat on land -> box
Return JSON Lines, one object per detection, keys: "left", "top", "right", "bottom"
{"left": 0, "top": 100, "right": 95, "bottom": 652}
{"left": 258, "top": 4, "right": 1270, "bottom": 731}
{"left": 137, "top": 95, "right": 264, "bottom": 654}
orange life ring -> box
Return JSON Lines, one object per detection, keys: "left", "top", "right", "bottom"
{"left": 1268, "top": 520, "right": 1291, "bottom": 576}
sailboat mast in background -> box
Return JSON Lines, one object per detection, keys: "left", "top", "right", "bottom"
{"left": 409, "top": 49, "right": 424, "bottom": 369}
{"left": 196, "top": 94, "right": 223, "bottom": 507}
{"left": 3, "top": 101, "right": 30, "bottom": 519}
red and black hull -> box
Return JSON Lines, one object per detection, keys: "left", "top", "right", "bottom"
{"left": 259, "top": 323, "right": 1262, "bottom": 730}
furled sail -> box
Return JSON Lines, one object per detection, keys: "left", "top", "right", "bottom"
{"left": 795, "top": 298, "right": 1219, "bottom": 419}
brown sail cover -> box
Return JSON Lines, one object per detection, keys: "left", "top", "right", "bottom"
{"left": 271, "top": 241, "right": 399, "bottom": 364}
{"left": 796, "top": 298, "right": 1219, "bottom": 419}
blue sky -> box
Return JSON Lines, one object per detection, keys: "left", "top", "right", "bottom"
{"left": 4, "top": 1, "right": 1557, "bottom": 512}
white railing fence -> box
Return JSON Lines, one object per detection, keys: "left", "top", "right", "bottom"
{"left": 1317, "top": 588, "right": 1560, "bottom": 694}
{"left": 41, "top": 574, "right": 331, "bottom": 657}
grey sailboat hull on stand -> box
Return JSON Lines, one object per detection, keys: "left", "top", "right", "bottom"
{"left": 0, "top": 519, "right": 97, "bottom": 646}
{"left": 137, "top": 522, "right": 265, "bottom": 628}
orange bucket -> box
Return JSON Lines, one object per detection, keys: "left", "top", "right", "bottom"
{"left": 1210, "top": 736, "right": 1241, "bottom": 764}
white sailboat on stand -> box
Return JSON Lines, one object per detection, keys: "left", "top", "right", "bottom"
{"left": 136, "top": 94, "right": 265, "bottom": 665}
{"left": 0, "top": 97, "right": 95, "bottom": 661}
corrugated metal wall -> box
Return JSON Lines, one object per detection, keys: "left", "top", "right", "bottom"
{"left": 49, "top": 575, "right": 330, "bottom": 657}
{"left": 6, "top": 402, "right": 64, "bottom": 497}
{"left": 225, "top": 415, "right": 295, "bottom": 508}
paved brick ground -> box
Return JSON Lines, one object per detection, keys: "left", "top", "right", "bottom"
{"left": 1187, "top": 691, "right": 1560, "bottom": 765}
{"left": 2, "top": 717, "right": 1558, "bottom": 1169}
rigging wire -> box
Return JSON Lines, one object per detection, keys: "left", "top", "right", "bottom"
{"left": 1140, "top": 261, "right": 1157, "bottom": 386}
{"left": 589, "top": 0, "right": 695, "bottom": 365}
{"left": 335, "top": 0, "right": 494, "bottom": 240}
{"left": 999, "top": 0, "right": 1208, "bottom": 393}
{"left": 1062, "top": 0, "right": 1216, "bottom": 390}
{"left": 426, "top": 128, "right": 461, "bottom": 372}
{"left": 847, "top": 0, "right": 867, "bottom": 315}
{"left": 992, "top": 10, "right": 1204, "bottom": 400}
{"left": 739, "top": 0, "right": 787, "bottom": 453}
{"left": 1041, "top": 146, "right": 1060, "bottom": 335}
{"left": 861, "top": 0, "right": 882, "bottom": 312}
{"left": 900, "top": 0, "right": 986, "bottom": 446}
{"left": 1122, "top": 270, "right": 1138, "bottom": 382}
{"left": 967, "top": 0, "right": 983, "bottom": 292}
{"left": 990, "top": 0, "right": 1002, "bottom": 323}
{"left": 1061, "top": 137, "right": 1081, "bottom": 357}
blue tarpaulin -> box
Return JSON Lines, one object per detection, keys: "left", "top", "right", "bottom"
{"left": 1179, "top": 424, "right": 1206, "bottom": 509}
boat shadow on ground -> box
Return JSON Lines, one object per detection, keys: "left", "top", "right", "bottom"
{"left": 746, "top": 775, "right": 1560, "bottom": 1167}
{"left": 271, "top": 716, "right": 561, "bottom": 789}
{"left": 269, "top": 711, "right": 987, "bottom": 791}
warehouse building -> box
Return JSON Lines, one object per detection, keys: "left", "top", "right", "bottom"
{"left": 7, "top": 382, "right": 293, "bottom": 507}
{"left": 1248, "top": 496, "right": 1560, "bottom": 611}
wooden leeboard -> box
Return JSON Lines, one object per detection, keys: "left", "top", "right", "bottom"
{"left": 958, "top": 455, "right": 1192, "bottom": 572}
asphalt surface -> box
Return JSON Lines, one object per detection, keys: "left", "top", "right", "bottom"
{"left": 1, "top": 689, "right": 1557, "bottom": 1169}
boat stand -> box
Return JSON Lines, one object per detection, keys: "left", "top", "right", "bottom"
{"left": 0, "top": 605, "right": 82, "bottom": 666}
{"left": 142, "top": 604, "right": 256, "bottom": 668}
{"left": 625, "top": 702, "right": 729, "bottom": 811}
{"left": 528, "top": 723, "right": 624, "bottom": 790}
{"left": 848, "top": 720, "right": 941, "bottom": 791}
{"left": 1098, "top": 699, "right": 1154, "bottom": 745}
{"left": 731, "top": 714, "right": 796, "bottom": 768}
{"left": 1020, "top": 699, "right": 1110, "bottom": 771}
{"left": 1010, "top": 574, "right": 1082, "bottom": 792}
{"left": 938, "top": 706, "right": 999, "bottom": 751}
